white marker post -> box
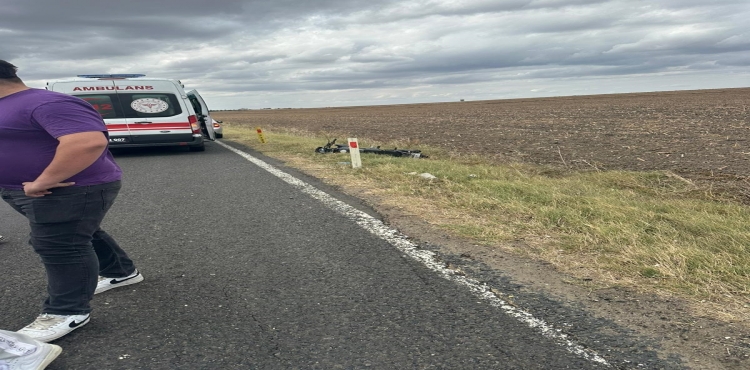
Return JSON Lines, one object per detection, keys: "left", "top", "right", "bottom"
{"left": 348, "top": 138, "right": 362, "bottom": 168}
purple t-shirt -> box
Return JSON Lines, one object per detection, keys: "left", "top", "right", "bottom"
{"left": 0, "top": 88, "right": 122, "bottom": 190}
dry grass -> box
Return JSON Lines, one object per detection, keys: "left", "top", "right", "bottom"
{"left": 221, "top": 123, "right": 750, "bottom": 321}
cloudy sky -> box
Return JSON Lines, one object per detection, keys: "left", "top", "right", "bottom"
{"left": 2, "top": 0, "right": 749, "bottom": 109}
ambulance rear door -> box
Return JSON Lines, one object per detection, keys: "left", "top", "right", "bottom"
{"left": 116, "top": 80, "right": 195, "bottom": 145}
{"left": 49, "top": 79, "right": 132, "bottom": 144}
{"left": 186, "top": 90, "right": 215, "bottom": 141}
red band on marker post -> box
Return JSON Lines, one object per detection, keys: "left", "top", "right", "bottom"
{"left": 255, "top": 127, "right": 266, "bottom": 144}
{"left": 348, "top": 138, "right": 362, "bottom": 168}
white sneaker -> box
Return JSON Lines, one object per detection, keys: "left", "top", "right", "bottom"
{"left": 95, "top": 269, "right": 144, "bottom": 295}
{"left": 0, "top": 235, "right": 7, "bottom": 244}
{"left": 0, "top": 342, "right": 62, "bottom": 370}
{"left": 17, "top": 314, "right": 90, "bottom": 343}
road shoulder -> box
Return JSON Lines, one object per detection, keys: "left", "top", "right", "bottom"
{"left": 352, "top": 188, "right": 750, "bottom": 370}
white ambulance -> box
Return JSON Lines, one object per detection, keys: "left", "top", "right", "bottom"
{"left": 46, "top": 74, "right": 215, "bottom": 151}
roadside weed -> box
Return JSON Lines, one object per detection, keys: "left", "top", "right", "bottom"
{"left": 222, "top": 124, "right": 750, "bottom": 318}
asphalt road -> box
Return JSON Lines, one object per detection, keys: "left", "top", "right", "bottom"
{"left": 1, "top": 141, "right": 679, "bottom": 369}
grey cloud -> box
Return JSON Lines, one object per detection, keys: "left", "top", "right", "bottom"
{"left": 289, "top": 47, "right": 353, "bottom": 63}
{"left": 1, "top": 0, "right": 399, "bottom": 27}
{"left": 332, "top": 0, "right": 609, "bottom": 25}
{"left": 2, "top": 0, "right": 748, "bottom": 108}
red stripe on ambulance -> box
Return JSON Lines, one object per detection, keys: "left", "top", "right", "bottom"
{"left": 106, "top": 123, "right": 191, "bottom": 132}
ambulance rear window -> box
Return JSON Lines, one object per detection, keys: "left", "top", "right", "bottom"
{"left": 120, "top": 93, "right": 182, "bottom": 118}
{"left": 73, "top": 93, "right": 183, "bottom": 119}
{"left": 79, "top": 95, "right": 118, "bottom": 119}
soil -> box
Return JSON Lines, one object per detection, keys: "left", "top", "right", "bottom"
{"left": 213, "top": 88, "right": 750, "bottom": 369}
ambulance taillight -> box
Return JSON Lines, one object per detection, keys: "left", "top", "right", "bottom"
{"left": 188, "top": 115, "right": 200, "bottom": 133}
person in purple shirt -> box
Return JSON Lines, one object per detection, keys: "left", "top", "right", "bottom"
{"left": 0, "top": 60, "right": 144, "bottom": 343}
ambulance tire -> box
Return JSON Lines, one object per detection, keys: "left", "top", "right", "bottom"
{"left": 189, "top": 144, "right": 206, "bottom": 152}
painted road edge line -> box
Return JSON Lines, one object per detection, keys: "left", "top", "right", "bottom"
{"left": 217, "top": 140, "right": 611, "bottom": 367}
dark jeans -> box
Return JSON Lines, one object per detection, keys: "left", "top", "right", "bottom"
{"left": 1, "top": 180, "right": 135, "bottom": 315}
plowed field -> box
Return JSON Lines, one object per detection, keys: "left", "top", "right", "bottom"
{"left": 213, "top": 88, "right": 750, "bottom": 202}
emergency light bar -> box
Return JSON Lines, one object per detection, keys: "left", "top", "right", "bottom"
{"left": 77, "top": 74, "right": 146, "bottom": 78}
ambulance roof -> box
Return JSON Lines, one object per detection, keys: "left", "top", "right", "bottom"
{"left": 47, "top": 75, "right": 184, "bottom": 86}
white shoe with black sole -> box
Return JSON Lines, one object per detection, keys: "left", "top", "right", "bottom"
{"left": 95, "top": 269, "right": 144, "bottom": 295}
{"left": 17, "top": 314, "right": 90, "bottom": 343}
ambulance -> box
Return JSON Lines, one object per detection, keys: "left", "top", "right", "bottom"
{"left": 46, "top": 74, "right": 215, "bottom": 151}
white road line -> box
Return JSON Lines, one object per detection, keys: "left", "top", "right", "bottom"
{"left": 217, "top": 140, "right": 611, "bottom": 367}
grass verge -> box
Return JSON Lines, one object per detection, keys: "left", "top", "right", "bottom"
{"left": 221, "top": 123, "right": 750, "bottom": 321}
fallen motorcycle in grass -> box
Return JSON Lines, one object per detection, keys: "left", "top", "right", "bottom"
{"left": 315, "top": 138, "right": 428, "bottom": 158}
